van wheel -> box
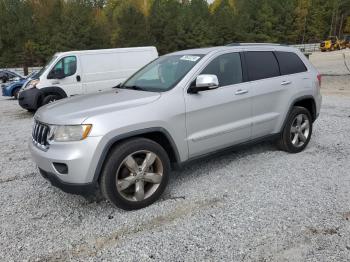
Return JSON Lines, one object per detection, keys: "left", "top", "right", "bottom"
{"left": 277, "top": 106, "right": 313, "bottom": 153}
{"left": 100, "top": 138, "right": 170, "bottom": 210}
{"left": 42, "top": 94, "right": 60, "bottom": 105}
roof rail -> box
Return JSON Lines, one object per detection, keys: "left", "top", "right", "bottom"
{"left": 226, "top": 43, "right": 285, "bottom": 46}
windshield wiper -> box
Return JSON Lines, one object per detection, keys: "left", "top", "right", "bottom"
{"left": 122, "top": 85, "right": 145, "bottom": 91}
{"left": 112, "top": 83, "right": 121, "bottom": 89}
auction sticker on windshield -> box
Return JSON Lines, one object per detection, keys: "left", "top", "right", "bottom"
{"left": 180, "top": 55, "right": 201, "bottom": 62}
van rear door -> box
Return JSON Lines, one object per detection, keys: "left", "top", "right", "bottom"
{"left": 80, "top": 49, "right": 157, "bottom": 94}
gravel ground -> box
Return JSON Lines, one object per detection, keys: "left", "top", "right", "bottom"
{"left": 1, "top": 54, "right": 350, "bottom": 261}
{"left": 310, "top": 49, "right": 350, "bottom": 76}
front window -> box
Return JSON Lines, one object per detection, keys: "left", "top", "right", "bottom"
{"left": 121, "top": 54, "right": 204, "bottom": 92}
{"left": 48, "top": 56, "right": 77, "bottom": 79}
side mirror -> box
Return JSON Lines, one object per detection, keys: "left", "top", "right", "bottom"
{"left": 188, "top": 74, "right": 219, "bottom": 94}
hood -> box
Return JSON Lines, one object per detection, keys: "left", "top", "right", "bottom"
{"left": 35, "top": 89, "right": 161, "bottom": 125}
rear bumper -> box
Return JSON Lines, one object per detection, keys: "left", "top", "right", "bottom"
{"left": 39, "top": 168, "right": 97, "bottom": 196}
{"left": 18, "top": 88, "right": 42, "bottom": 110}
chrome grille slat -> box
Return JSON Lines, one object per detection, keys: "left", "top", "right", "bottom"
{"left": 42, "top": 126, "right": 48, "bottom": 145}
{"left": 32, "top": 121, "right": 50, "bottom": 150}
{"left": 35, "top": 123, "right": 40, "bottom": 142}
{"left": 38, "top": 125, "right": 44, "bottom": 144}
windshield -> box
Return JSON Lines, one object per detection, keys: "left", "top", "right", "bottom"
{"left": 121, "top": 54, "right": 204, "bottom": 92}
{"left": 36, "top": 55, "right": 58, "bottom": 78}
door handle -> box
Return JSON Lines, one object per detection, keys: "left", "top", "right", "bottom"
{"left": 76, "top": 75, "right": 81, "bottom": 82}
{"left": 281, "top": 81, "right": 292, "bottom": 86}
{"left": 235, "top": 89, "right": 248, "bottom": 95}
{"left": 52, "top": 81, "right": 59, "bottom": 85}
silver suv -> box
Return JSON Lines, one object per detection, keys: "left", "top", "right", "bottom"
{"left": 30, "top": 44, "right": 322, "bottom": 210}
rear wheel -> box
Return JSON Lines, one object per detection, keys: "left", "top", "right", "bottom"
{"left": 100, "top": 138, "right": 170, "bottom": 210}
{"left": 277, "top": 106, "right": 312, "bottom": 153}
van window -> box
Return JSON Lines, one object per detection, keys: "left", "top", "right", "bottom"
{"left": 245, "top": 51, "right": 280, "bottom": 81}
{"left": 201, "top": 53, "right": 242, "bottom": 86}
{"left": 49, "top": 56, "right": 77, "bottom": 78}
{"left": 275, "top": 51, "right": 307, "bottom": 75}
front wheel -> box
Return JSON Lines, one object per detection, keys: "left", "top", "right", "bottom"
{"left": 41, "top": 94, "right": 60, "bottom": 106}
{"left": 277, "top": 106, "right": 313, "bottom": 153}
{"left": 100, "top": 138, "right": 170, "bottom": 210}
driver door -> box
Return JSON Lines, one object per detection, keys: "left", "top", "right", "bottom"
{"left": 185, "top": 52, "right": 253, "bottom": 157}
{"left": 48, "top": 56, "right": 82, "bottom": 96}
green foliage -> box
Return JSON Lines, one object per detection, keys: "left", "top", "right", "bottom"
{"left": 148, "top": 0, "right": 186, "bottom": 54}
{"left": 116, "top": 4, "right": 150, "bottom": 47}
{"left": 211, "top": 0, "right": 237, "bottom": 45}
{"left": 0, "top": 0, "right": 349, "bottom": 67}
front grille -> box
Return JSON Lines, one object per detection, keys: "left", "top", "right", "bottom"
{"left": 32, "top": 121, "right": 50, "bottom": 150}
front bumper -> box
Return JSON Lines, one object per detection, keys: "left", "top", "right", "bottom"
{"left": 18, "top": 88, "right": 42, "bottom": 110}
{"left": 29, "top": 136, "right": 103, "bottom": 194}
{"left": 2, "top": 85, "right": 11, "bottom": 96}
{"left": 39, "top": 168, "right": 97, "bottom": 196}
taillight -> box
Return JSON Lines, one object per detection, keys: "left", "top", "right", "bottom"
{"left": 317, "top": 74, "right": 322, "bottom": 88}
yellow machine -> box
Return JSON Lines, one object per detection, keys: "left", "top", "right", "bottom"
{"left": 320, "top": 36, "right": 346, "bottom": 51}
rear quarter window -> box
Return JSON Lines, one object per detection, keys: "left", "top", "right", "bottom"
{"left": 275, "top": 51, "right": 307, "bottom": 75}
{"left": 245, "top": 51, "right": 280, "bottom": 81}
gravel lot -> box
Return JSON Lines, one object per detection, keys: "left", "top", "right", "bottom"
{"left": 1, "top": 51, "right": 350, "bottom": 261}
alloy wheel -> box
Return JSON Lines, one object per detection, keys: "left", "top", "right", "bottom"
{"left": 290, "top": 113, "right": 310, "bottom": 147}
{"left": 115, "top": 150, "right": 163, "bottom": 202}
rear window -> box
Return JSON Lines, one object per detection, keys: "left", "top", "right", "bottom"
{"left": 245, "top": 51, "right": 280, "bottom": 81}
{"left": 275, "top": 51, "right": 307, "bottom": 75}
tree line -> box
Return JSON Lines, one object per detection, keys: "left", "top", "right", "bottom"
{"left": 0, "top": 0, "right": 349, "bottom": 68}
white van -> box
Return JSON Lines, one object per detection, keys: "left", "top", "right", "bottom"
{"left": 18, "top": 46, "right": 158, "bottom": 111}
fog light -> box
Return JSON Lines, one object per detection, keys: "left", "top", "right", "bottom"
{"left": 53, "top": 163, "right": 68, "bottom": 174}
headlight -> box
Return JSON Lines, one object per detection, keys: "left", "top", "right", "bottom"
{"left": 48, "top": 124, "right": 92, "bottom": 142}
{"left": 23, "top": 79, "right": 39, "bottom": 90}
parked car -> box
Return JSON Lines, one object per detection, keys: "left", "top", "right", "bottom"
{"left": 18, "top": 47, "right": 158, "bottom": 111}
{"left": 2, "top": 71, "right": 37, "bottom": 99}
{"left": 29, "top": 44, "right": 322, "bottom": 210}
{"left": 0, "top": 70, "right": 23, "bottom": 83}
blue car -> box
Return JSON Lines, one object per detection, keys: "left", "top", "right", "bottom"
{"left": 2, "top": 71, "right": 36, "bottom": 99}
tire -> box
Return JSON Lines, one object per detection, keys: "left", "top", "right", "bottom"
{"left": 100, "top": 138, "right": 170, "bottom": 210}
{"left": 42, "top": 94, "right": 60, "bottom": 106}
{"left": 12, "top": 88, "right": 20, "bottom": 99}
{"left": 277, "top": 106, "right": 313, "bottom": 153}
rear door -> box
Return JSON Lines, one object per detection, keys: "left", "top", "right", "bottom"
{"left": 185, "top": 52, "right": 252, "bottom": 157}
{"left": 243, "top": 51, "right": 294, "bottom": 138}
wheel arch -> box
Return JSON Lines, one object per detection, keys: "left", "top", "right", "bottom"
{"left": 38, "top": 86, "right": 68, "bottom": 105}
{"left": 10, "top": 85, "right": 22, "bottom": 96}
{"left": 92, "top": 128, "right": 181, "bottom": 183}
{"left": 292, "top": 97, "right": 316, "bottom": 121}
{"left": 281, "top": 96, "right": 316, "bottom": 132}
